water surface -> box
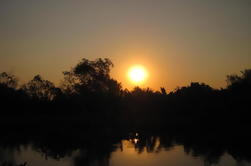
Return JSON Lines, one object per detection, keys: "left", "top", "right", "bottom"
{"left": 1, "top": 134, "right": 251, "bottom": 166}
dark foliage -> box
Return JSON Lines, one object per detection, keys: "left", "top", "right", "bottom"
{"left": 0, "top": 59, "right": 251, "bottom": 165}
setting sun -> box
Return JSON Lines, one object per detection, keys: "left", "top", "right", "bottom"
{"left": 128, "top": 65, "right": 148, "bottom": 84}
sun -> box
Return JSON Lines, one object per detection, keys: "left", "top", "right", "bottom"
{"left": 128, "top": 65, "right": 148, "bottom": 84}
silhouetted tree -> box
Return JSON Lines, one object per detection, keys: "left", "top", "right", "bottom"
{"left": 160, "top": 87, "right": 167, "bottom": 95}
{"left": 22, "top": 75, "right": 59, "bottom": 101}
{"left": 62, "top": 58, "right": 122, "bottom": 96}
{"left": 227, "top": 69, "right": 251, "bottom": 89}
{"left": 0, "top": 72, "right": 29, "bottom": 115}
{"left": 0, "top": 72, "right": 18, "bottom": 89}
{"left": 225, "top": 69, "right": 251, "bottom": 122}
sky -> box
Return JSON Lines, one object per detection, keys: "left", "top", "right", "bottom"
{"left": 0, "top": 0, "right": 251, "bottom": 91}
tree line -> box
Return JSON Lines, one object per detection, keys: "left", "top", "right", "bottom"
{"left": 0, "top": 58, "right": 250, "bottom": 131}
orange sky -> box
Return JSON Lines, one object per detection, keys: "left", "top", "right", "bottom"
{"left": 1, "top": 0, "right": 251, "bottom": 91}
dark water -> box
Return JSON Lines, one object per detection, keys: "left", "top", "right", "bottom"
{"left": 1, "top": 132, "right": 251, "bottom": 166}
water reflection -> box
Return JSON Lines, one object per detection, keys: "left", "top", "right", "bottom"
{"left": 1, "top": 130, "right": 251, "bottom": 166}
{"left": 126, "top": 134, "right": 161, "bottom": 154}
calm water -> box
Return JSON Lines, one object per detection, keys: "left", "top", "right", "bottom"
{"left": 1, "top": 135, "right": 251, "bottom": 166}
